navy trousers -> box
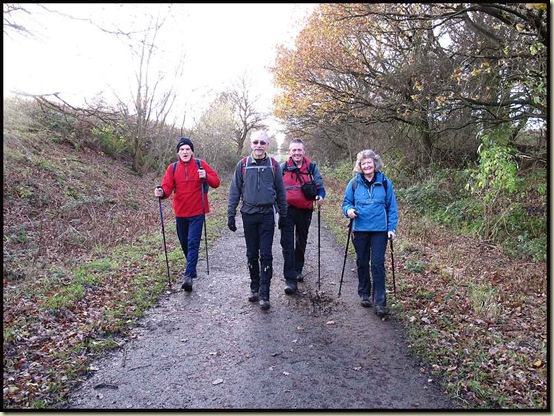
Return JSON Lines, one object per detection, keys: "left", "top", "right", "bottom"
{"left": 176, "top": 214, "right": 204, "bottom": 278}
{"left": 352, "top": 231, "right": 388, "bottom": 307}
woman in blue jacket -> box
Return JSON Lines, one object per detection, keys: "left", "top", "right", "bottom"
{"left": 342, "top": 149, "right": 398, "bottom": 317}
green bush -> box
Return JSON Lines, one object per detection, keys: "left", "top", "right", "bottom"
{"left": 502, "top": 229, "right": 547, "bottom": 262}
{"left": 391, "top": 134, "right": 546, "bottom": 263}
{"left": 91, "top": 127, "right": 130, "bottom": 157}
{"left": 331, "top": 159, "right": 357, "bottom": 184}
{"left": 400, "top": 177, "right": 456, "bottom": 215}
{"left": 441, "top": 199, "right": 482, "bottom": 232}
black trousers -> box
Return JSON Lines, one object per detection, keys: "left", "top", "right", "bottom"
{"left": 242, "top": 212, "right": 275, "bottom": 300}
{"left": 280, "top": 206, "right": 313, "bottom": 282}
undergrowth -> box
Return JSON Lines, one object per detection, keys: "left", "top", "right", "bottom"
{"left": 319, "top": 160, "right": 547, "bottom": 409}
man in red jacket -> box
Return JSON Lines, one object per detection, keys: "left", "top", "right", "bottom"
{"left": 154, "top": 137, "right": 220, "bottom": 292}
{"left": 280, "top": 138, "right": 326, "bottom": 294}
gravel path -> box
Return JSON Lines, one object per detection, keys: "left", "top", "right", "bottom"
{"left": 66, "top": 214, "right": 459, "bottom": 410}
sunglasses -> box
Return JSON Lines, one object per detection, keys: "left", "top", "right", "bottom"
{"left": 252, "top": 140, "right": 267, "bottom": 145}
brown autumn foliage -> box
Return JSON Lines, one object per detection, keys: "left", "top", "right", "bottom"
{"left": 271, "top": 3, "right": 547, "bottom": 167}
{"left": 3, "top": 132, "right": 171, "bottom": 408}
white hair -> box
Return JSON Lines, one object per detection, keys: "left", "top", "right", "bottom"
{"left": 353, "top": 149, "right": 383, "bottom": 173}
{"left": 250, "top": 130, "right": 269, "bottom": 142}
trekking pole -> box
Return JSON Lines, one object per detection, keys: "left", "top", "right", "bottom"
{"left": 338, "top": 218, "right": 354, "bottom": 297}
{"left": 156, "top": 187, "right": 171, "bottom": 289}
{"left": 200, "top": 176, "right": 209, "bottom": 275}
{"left": 389, "top": 237, "right": 396, "bottom": 296}
{"left": 317, "top": 204, "right": 321, "bottom": 291}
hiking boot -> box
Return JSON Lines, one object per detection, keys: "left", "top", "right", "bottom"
{"left": 259, "top": 299, "right": 270, "bottom": 310}
{"left": 181, "top": 275, "right": 193, "bottom": 292}
{"left": 284, "top": 280, "right": 297, "bottom": 295}
{"left": 375, "top": 305, "right": 387, "bottom": 317}
{"left": 248, "top": 290, "right": 259, "bottom": 302}
{"left": 360, "top": 294, "right": 372, "bottom": 308}
{"left": 296, "top": 271, "right": 304, "bottom": 282}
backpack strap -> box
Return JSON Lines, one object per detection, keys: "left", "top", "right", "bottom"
{"left": 307, "top": 162, "right": 315, "bottom": 180}
{"left": 281, "top": 161, "right": 313, "bottom": 180}
{"left": 173, "top": 159, "right": 209, "bottom": 193}
{"left": 172, "top": 162, "right": 178, "bottom": 193}
{"left": 241, "top": 156, "right": 249, "bottom": 176}
{"left": 242, "top": 155, "right": 276, "bottom": 177}
{"left": 294, "top": 168, "right": 304, "bottom": 184}
{"left": 269, "top": 156, "right": 275, "bottom": 177}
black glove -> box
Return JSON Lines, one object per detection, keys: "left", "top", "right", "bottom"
{"left": 227, "top": 216, "right": 237, "bottom": 232}
{"left": 278, "top": 216, "right": 286, "bottom": 230}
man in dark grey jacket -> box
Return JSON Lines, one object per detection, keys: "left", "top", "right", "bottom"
{"left": 227, "top": 131, "right": 288, "bottom": 310}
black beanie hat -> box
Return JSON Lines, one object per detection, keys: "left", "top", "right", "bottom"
{"left": 176, "top": 137, "right": 194, "bottom": 152}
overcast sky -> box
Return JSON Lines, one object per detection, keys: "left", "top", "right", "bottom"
{"left": 3, "top": 3, "right": 317, "bottom": 131}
